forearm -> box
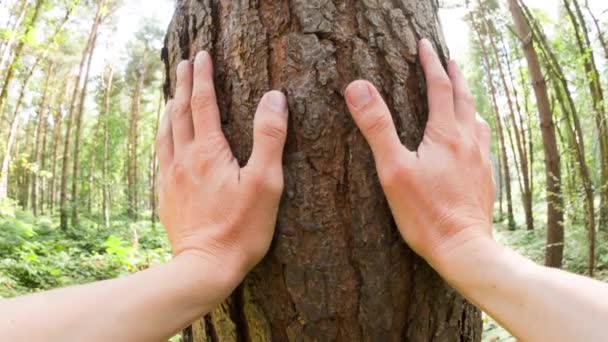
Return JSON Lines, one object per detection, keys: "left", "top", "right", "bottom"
{"left": 437, "top": 236, "right": 608, "bottom": 341}
{"left": 0, "top": 254, "right": 240, "bottom": 342}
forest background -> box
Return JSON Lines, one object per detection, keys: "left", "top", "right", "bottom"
{"left": 0, "top": 0, "right": 607, "bottom": 340}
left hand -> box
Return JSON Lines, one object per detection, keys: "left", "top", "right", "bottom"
{"left": 156, "top": 51, "right": 288, "bottom": 286}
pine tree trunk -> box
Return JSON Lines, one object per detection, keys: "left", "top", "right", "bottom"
{"left": 49, "top": 81, "right": 70, "bottom": 213}
{"left": 127, "top": 61, "right": 146, "bottom": 219}
{"left": 101, "top": 66, "right": 114, "bottom": 229}
{"left": 0, "top": 0, "right": 28, "bottom": 73}
{"left": 564, "top": 0, "right": 608, "bottom": 235}
{"left": 163, "top": 1, "right": 482, "bottom": 341}
{"left": 70, "top": 32, "right": 99, "bottom": 227}
{"left": 480, "top": 4, "right": 533, "bottom": 231}
{"left": 0, "top": 0, "right": 44, "bottom": 121}
{"left": 59, "top": 3, "right": 104, "bottom": 230}
{"left": 519, "top": 1, "right": 596, "bottom": 275}
{"left": 470, "top": 15, "right": 516, "bottom": 231}
{"left": 31, "top": 62, "right": 55, "bottom": 216}
{"left": 509, "top": 0, "right": 565, "bottom": 268}
{"left": 0, "top": 56, "right": 41, "bottom": 199}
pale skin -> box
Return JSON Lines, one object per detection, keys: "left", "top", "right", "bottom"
{"left": 0, "top": 39, "right": 606, "bottom": 341}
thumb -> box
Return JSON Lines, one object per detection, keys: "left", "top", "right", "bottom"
{"left": 345, "top": 80, "right": 413, "bottom": 165}
{"left": 245, "top": 90, "right": 289, "bottom": 183}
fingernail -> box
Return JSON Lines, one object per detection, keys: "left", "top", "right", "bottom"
{"left": 266, "top": 91, "right": 287, "bottom": 112}
{"left": 420, "top": 38, "right": 436, "bottom": 55}
{"left": 195, "top": 51, "right": 210, "bottom": 67}
{"left": 177, "top": 60, "right": 189, "bottom": 75}
{"left": 347, "top": 81, "right": 373, "bottom": 108}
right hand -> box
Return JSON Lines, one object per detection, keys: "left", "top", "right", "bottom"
{"left": 343, "top": 39, "right": 496, "bottom": 272}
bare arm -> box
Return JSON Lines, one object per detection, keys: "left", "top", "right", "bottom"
{"left": 344, "top": 38, "right": 608, "bottom": 342}
{"left": 0, "top": 51, "right": 289, "bottom": 341}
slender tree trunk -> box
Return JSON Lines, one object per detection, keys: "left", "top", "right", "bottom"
{"left": 583, "top": 0, "right": 608, "bottom": 61}
{"left": 0, "top": 57, "right": 41, "bottom": 199}
{"left": 127, "top": 56, "right": 147, "bottom": 219}
{"left": 50, "top": 80, "right": 70, "bottom": 213}
{"left": 60, "top": 2, "right": 104, "bottom": 230}
{"left": 101, "top": 65, "right": 114, "bottom": 229}
{"left": 127, "top": 65, "right": 146, "bottom": 219}
{"left": 19, "top": 120, "right": 35, "bottom": 209}
{"left": 39, "top": 88, "right": 52, "bottom": 215}
{"left": 509, "top": 0, "right": 565, "bottom": 268}
{"left": 480, "top": 3, "right": 533, "bottom": 231}
{"left": 0, "top": 0, "right": 44, "bottom": 122}
{"left": 470, "top": 15, "right": 516, "bottom": 231}
{"left": 31, "top": 62, "right": 55, "bottom": 216}
{"left": 0, "top": 0, "right": 28, "bottom": 73}
{"left": 564, "top": 0, "right": 608, "bottom": 233}
{"left": 519, "top": 0, "right": 596, "bottom": 275}
{"left": 71, "top": 30, "right": 100, "bottom": 227}
{"left": 164, "top": 1, "right": 482, "bottom": 341}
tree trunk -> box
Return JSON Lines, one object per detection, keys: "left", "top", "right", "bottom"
{"left": 519, "top": 0, "right": 596, "bottom": 275}
{"left": 50, "top": 80, "right": 70, "bottom": 213}
{"left": 470, "top": 14, "right": 516, "bottom": 231}
{"left": 127, "top": 58, "right": 146, "bottom": 219}
{"left": 479, "top": 3, "right": 533, "bottom": 231}
{"left": 564, "top": 0, "right": 608, "bottom": 234}
{"left": 163, "top": 1, "right": 482, "bottom": 341}
{"left": 0, "top": 0, "right": 28, "bottom": 73}
{"left": 31, "top": 62, "right": 55, "bottom": 216}
{"left": 0, "top": 0, "right": 44, "bottom": 121}
{"left": 583, "top": 0, "right": 608, "bottom": 62}
{"left": 101, "top": 65, "right": 114, "bottom": 229}
{"left": 60, "top": 2, "right": 104, "bottom": 230}
{"left": 0, "top": 56, "right": 41, "bottom": 199}
{"left": 509, "top": 0, "right": 565, "bottom": 268}
{"left": 71, "top": 30, "right": 99, "bottom": 228}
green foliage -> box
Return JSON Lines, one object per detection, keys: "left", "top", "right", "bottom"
{"left": 0, "top": 200, "right": 171, "bottom": 299}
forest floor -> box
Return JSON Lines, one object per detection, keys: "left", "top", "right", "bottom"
{"left": 1, "top": 199, "right": 606, "bottom": 341}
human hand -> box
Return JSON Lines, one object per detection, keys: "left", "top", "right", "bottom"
{"left": 344, "top": 39, "right": 495, "bottom": 273}
{"left": 156, "top": 51, "right": 288, "bottom": 285}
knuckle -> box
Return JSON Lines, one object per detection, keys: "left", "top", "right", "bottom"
{"left": 379, "top": 159, "right": 410, "bottom": 188}
{"left": 172, "top": 101, "right": 190, "bottom": 117}
{"left": 258, "top": 119, "right": 287, "bottom": 141}
{"left": 191, "top": 90, "right": 216, "bottom": 110}
{"left": 170, "top": 162, "right": 188, "bottom": 185}
{"left": 363, "top": 111, "right": 392, "bottom": 135}
{"left": 248, "top": 169, "right": 283, "bottom": 194}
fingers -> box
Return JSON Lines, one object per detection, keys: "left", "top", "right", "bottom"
{"left": 447, "top": 60, "right": 476, "bottom": 125}
{"left": 172, "top": 60, "right": 195, "bottom": 148}
{"left": 157, "top": 100, "right": 174, "bottom": 175}
{"left": 419, "top": 39, "right": 455, "bottom": 126}
{"left": 345, "top": 80, "right": 414, "bottom": 166}
{"left": 246, "top": 91, "right": 289, "bottom": 174}
{"left": 192, "top": 51, "right": 223, "bottom": 139}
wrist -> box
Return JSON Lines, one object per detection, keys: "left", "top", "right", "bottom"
{"left": 169, "top": 251, "right": 247, "bottom": 310}
{"left": 429, "top": 228, "right": 499, "bottom": 285}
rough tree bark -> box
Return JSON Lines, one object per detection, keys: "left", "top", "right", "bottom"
{"left": 163, "top": 1, "right": 481, "bottom": 341}
{"left": 509, "top": 0, "right": 564, "bottom": 268}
